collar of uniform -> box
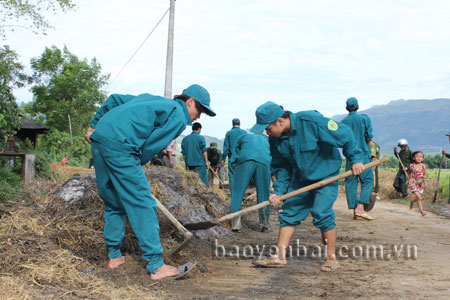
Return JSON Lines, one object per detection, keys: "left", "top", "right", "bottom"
{"left": 349, "top": 111, "right": 357, "bottom": 115}
{"left": 191, "top": 131, "right": 199, "bottom": 135}
{"left": 176, "top": 99, "right": 192, "bottom": 126}
{"left": 287, "top": 111, "right": 297, "bottom": 136}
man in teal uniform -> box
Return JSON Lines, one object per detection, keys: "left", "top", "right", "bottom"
{"left": 207, "top": 142, "right": 225, "bottom": 188}
{"left": 222, "top": 118, "right": 247, "bottom": 193}
{"left": 341, "top": 97, "right": 374, "bottom": 220}
{"left": 250, "top": 101, "right": 364, "bottom": 271}
{"left": 229, "top": 133, "right": 272, "bottom": 232}
{"left": 182, "top": 122, "right": 209, "bottom": 186}
{"left": 84, "top": 84, "right": 215, "bottom": 280}
{"left": 393, "top": 139, "right": 412, "bottom": 198}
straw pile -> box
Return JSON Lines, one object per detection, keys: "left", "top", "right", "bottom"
{"left": 50, "top": 162, "right": 95, "bottom": 181}
{"left": 0, "top": 165, "right": 230, "bottom": 299}
{"left": 0, "top": 193, "right": 161, "bottom": 299}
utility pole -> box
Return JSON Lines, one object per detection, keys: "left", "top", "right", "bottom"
{"left": 68, "top": 114, "right": 73, "bottom": 144}
{"left": 164, "top": 0, "right": 175, "bottom": 98}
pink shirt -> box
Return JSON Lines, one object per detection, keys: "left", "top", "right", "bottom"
{"left": 164, "top": 140, "right": 177, "bottom": 155}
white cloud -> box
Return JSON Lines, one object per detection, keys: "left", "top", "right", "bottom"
{"left": 6, "top": 0, "right": 450, "bottom": 137}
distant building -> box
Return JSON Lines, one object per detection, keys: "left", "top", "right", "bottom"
{"left": 15, "top": 116, "right": 48, "bottom": 148}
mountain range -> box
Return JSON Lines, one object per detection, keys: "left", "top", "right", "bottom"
{"left": 333, "top": 98, "right": 450, "bottom": 153}
{"left": 177, "top": 98, "right": 450, "bottom": 155}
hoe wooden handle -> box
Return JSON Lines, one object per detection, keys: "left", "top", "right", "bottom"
{"left": 218, "top": 158, "right": 389, "bottom": 223}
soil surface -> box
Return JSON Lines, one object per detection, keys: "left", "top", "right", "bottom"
{"left": 139, "top": 195, "right": 450, "bottom": 300}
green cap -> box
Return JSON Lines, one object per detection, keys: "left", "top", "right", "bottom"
{"left": 183, "top": 84, "right": 216, "bottom": 116}
{"left": 346, "top": 97, "right": 359, "bottom": 110}
{"left": 250, "top": 101, "right": 284, "bottom": 133}
{"left": 210, "top": 142, "right": 218, "bottom": 149}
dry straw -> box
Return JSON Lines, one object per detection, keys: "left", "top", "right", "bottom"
{"left": 1, "top": 164, "right": 229, "bottom": 299}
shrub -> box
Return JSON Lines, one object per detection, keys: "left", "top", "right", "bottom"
{"left": 0, "top": 163, "right": 29, "bottom": 202}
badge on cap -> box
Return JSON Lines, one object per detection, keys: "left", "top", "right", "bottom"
{"left": 327, "top": 120, "right": 338, "bottom": 131}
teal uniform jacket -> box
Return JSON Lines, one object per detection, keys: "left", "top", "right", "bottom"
{"left": 89, "top": 93, "right": 192, "bottom": 275}
{"left": 229, "top": 134, "right": 272, "bottom": 223}
{"left": 91, "top": 94, "right": 191, "bottom": 165}
{"left": 230, "top": 133, "right": 271, "bottom": 167}
{"left": 222, "top": 126, "right": 247, "bottom": 191}
{"left": 181, "top": 132, "right": 208, "bottom": 185}
{"left": 270, "top": 111, "right": 363, "bottom": 231}
{"left": 341, "top": 112, "right": 374, "bottom": 208}
{"left": 341, "top": 112, "right": 373, "bottom": 161}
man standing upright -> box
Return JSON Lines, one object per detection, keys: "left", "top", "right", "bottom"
{"left": 222, "top": 118, "right": 247, "bottom": 193}
{"left": 182, "top": 122, "right": 210, "bottom": 186}
{"left": 341, "top": 97, "right": 374, "bottom": 220}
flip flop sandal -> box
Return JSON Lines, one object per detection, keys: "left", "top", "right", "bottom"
{"left": 321, "top": 260, "right": 340, "bottom": 272}
{"left": 252, "top": 258, "right": 287, "bottom": 268}
{"left": 354, "top": 212, "right": 374, "bottom": 220}
{"left": 174, "top": 261, "right": 197, "bottom": 280}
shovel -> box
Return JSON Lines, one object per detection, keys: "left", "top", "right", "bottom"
{"left": 432, "top": 152, "right": 444, "bottom": 203}
{"left": 208, "top": 166, "right": 225, "bottom": 186}
{"left": 184, "top": 158, "right": 388, "bottom": 230}
{"left": 394, "top": 150, "right": 409, "bottom": 184}
{"left": 155, "top": 198, "right": 194, "bottom": 256}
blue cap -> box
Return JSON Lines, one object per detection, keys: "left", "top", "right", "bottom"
{"left": 346, "top": 97, "right": 359, "bottom": 110}
{"left": 183, "top": 84, "right": 216, "bottom": 116}
{"left": 232, "top": 118, "right": 240, "bottom": 125}
{"left": 250, "top": 101, "right": 284, "bottom": 133}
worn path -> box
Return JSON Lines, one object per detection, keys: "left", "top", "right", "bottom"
{"left": 162, "top": 195, "right": 450, "bottom": 300}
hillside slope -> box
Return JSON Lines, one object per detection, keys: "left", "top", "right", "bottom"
{"left": 334, "top": 98, "right": 450, "bottom": 153}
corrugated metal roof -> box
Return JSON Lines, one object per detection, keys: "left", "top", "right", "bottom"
{"left": 20, "top": 117, "right": 48, "bottom": 130}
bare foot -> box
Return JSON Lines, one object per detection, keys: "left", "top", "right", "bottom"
{"left": 420, "top": 211, "right": 427, "bottom": 216}
{"left": 108, "top": 256, "right": 125, "bottom": 269}
{"left": 150, "top": 264, "right": 178, "bottom": 280}
{"left": 409, "top": 202, "right": 414, "bottom": 209}
{"left": 253, "top": 255, "right": 287, "bottom": 267}
{"left": 353, "top": 207, "right": 364, "bottom": 215}
{"left": 267, "top": 255, "right": 287, "bottom": 264}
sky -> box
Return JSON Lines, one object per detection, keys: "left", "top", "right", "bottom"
{"left": 6, "top": 0, "right": 450, "bottom": 138}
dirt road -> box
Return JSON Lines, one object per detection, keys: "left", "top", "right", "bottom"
{"left": 155, "top": 195, "right": 450, "bottom": 299}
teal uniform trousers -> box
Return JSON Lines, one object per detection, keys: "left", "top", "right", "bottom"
{"left": 270, "top": 111, "right": 363, "bottom": 231}
{"left": 229, "top": 134, "right": 272, "bottom": 225}
{"left": 341, "top": 112, "right": 374, "bottom": 208}
{"left": 230, "top": 161, "right": 271, "bottom": 223}
{"left": 92, "top": 142, "right": 164, "bottom": 273}
{"left": 89, "top": 93, "right": 192, "bottom": 274}
{"left": 222, "top": 126, "right": 247, "bottom": 193}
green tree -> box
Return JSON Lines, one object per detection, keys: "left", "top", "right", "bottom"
{"left": 0, "top": 0, "right": 75, "bottom": 38}
{"left": 0, "top": 46, "right": 29, "bottom": 140}
{"left": 30, "top": 45, "right": 109, "bottom": 136}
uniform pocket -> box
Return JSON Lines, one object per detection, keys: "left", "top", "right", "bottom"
{"left": 300, "top": 142, "right": 319, "bottom": 169}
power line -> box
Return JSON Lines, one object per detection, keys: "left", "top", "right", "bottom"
{"left": 107, "top": 7, "right": 170, "bottom": 89}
